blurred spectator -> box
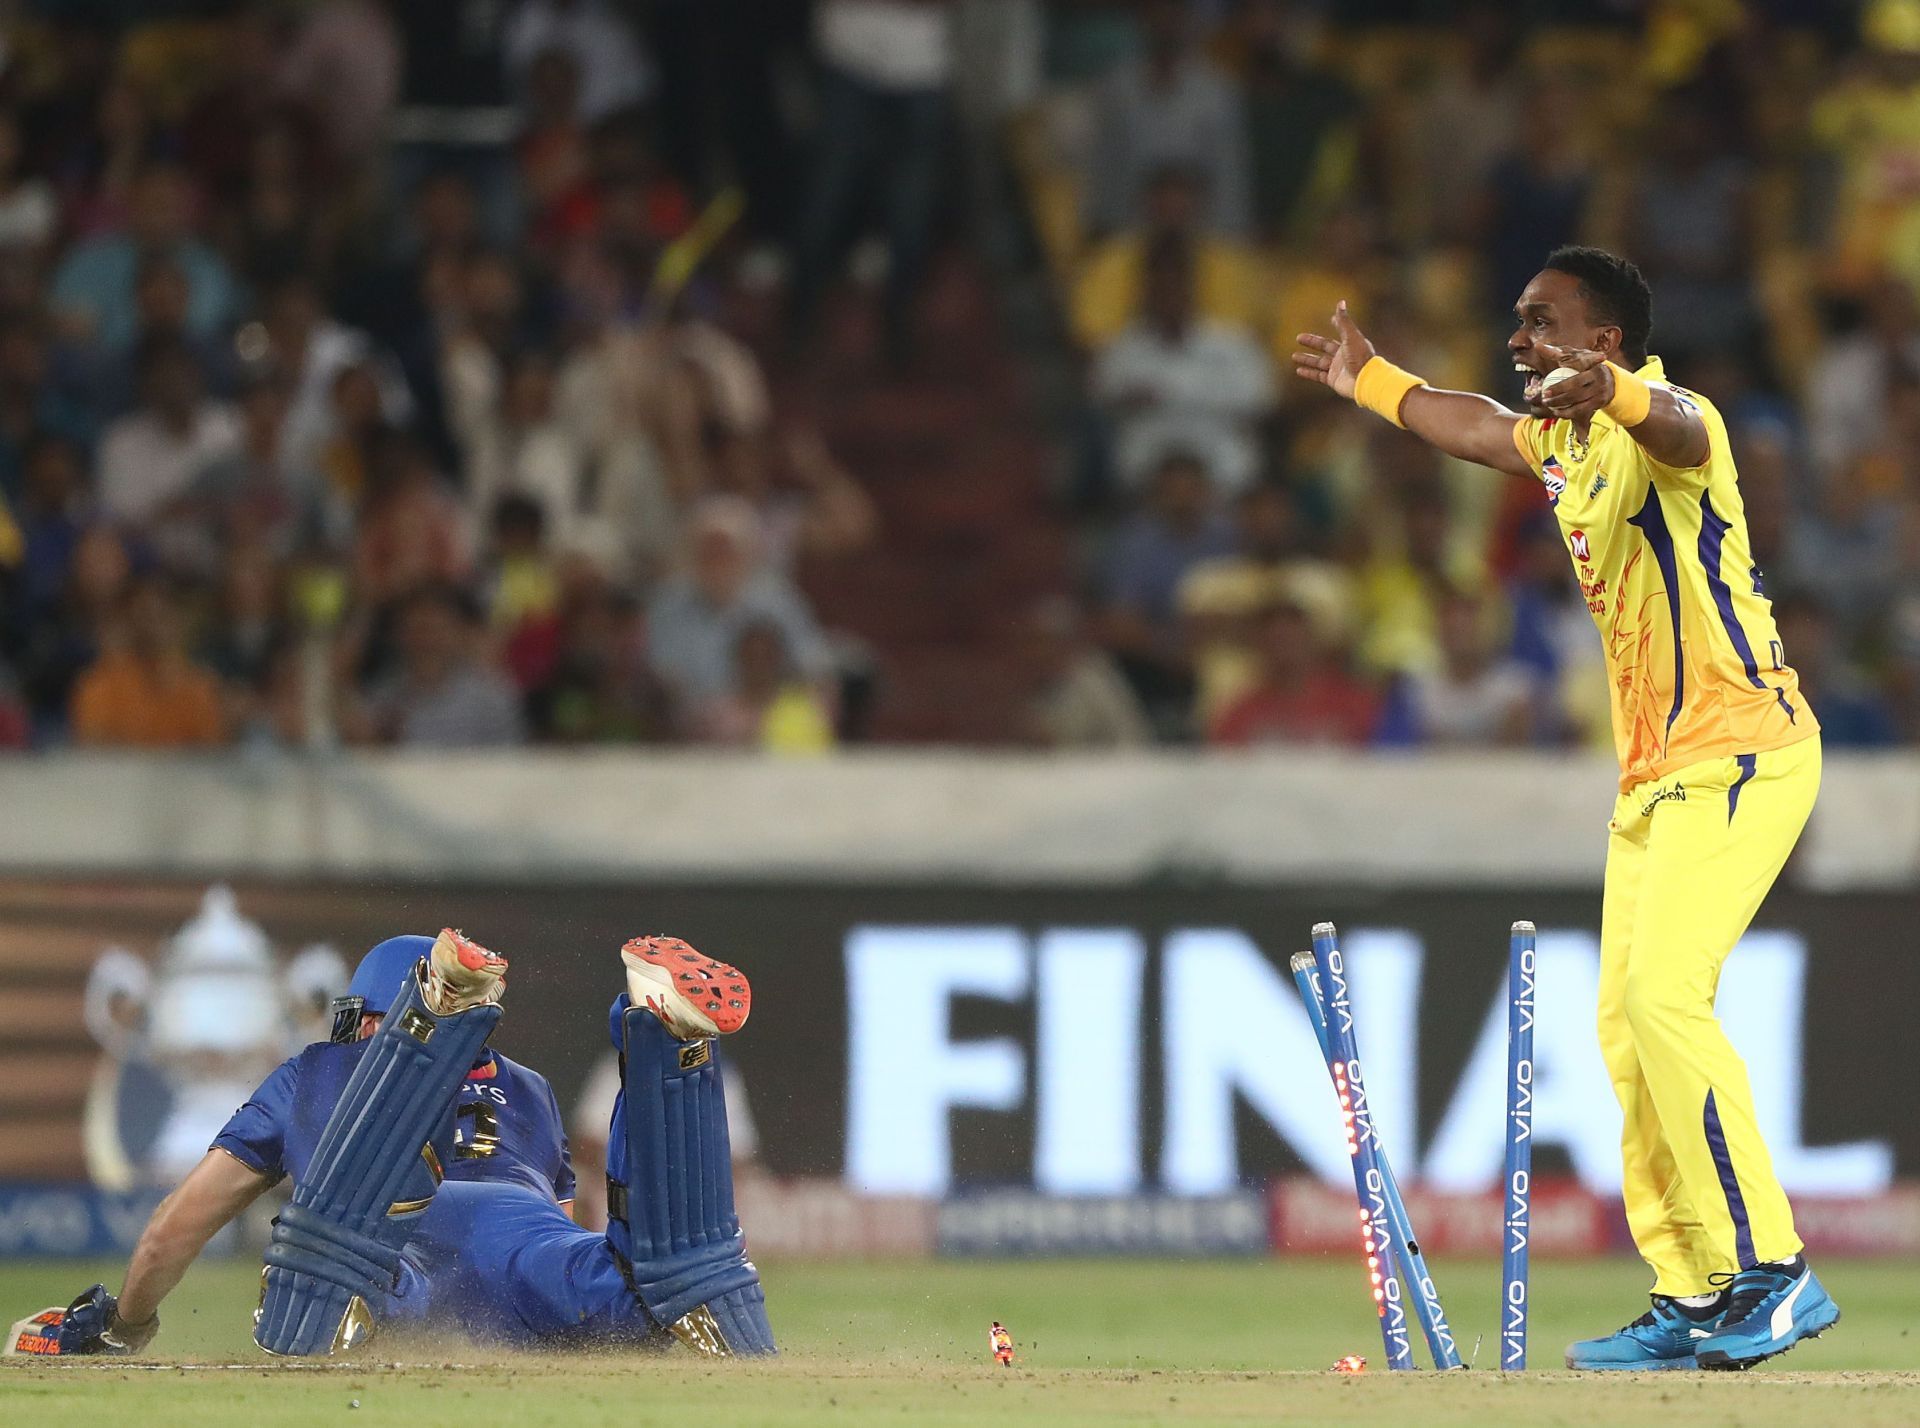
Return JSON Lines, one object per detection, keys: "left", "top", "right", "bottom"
{"left": 352, "top": 432, "right": 472, "bottom": 609}
{"left": 200, "top": 542, "right": 288, "bottom": 733}
{"left": 789, "top": 0, "right": 955, "bottom": 364}
{"left": 430, "top": 247, "right": 535, "bottom": 478}
{"left": 1234, "top": 0, "right": 1359, "bottom": 243}
{"left": 1208, "top": 595, "right": 1379, "bottom": 747}
{"left": 516, "top": 51, "right": 594, "bottom": 233}
{"left": 551, "top": 248, "right": 680, "bottom": 575}
{"left": 1805, "top": 279, "right": 1920, "bottom": 486}
{"left": 1407, "top": 1, "right": 1524, "bottom": 245}
{"left": 0, "top": 112, "right": 57, "bottom": 257}
{"left": 1479, "top": 107, "right": 1591, "bottom": 314}
{"left": 1505, "top": 512, "right": 1607, "bottom": 746}
{"left": 1812, "top": 0, "right": 1920, "bottom": 296}
{"left": 1379, "top": 586, "right": 1534, "bottom": 746}
{"left": 485, "top": 494, "right": 563, "bottom": 692}
{"left": 184, "top": 378, "right": 327, "bottom": 564}
{"left": 1356, "top": 473, "right": 1485, "bottom": 677}
{"left": 96, "top": 337, "right": 242, "bottom": 533}
{"left": 266, "top": 276, "right": 412, "bottom": 480}
{"left": 17, "top": 524, "right": 133, "bottom": 737}
{"left": 1020, "top": 595, "right": 1151, "bottom": 749}
{"left": 1071, "top": 165, "right": 1266, "bottom": 351}
{"left": 4, "top": 436, "right": 88, "bottom": 644}
{"left": 1082, "top": 0, "right": 1250, "bottom": 239}
{"left": 648, "top": 497, "right": 832, "bottom": 727}
{"left": 387, "top": 0, "right": 519, "bottom": 244}
{"left": 63, "top": 253, "right": 238, "bottom": 423}
{"left": 1178, "top": 481, "right": 1352, "bottom": 726}
{"left": 1622, "top": 93, "right": 1754, "bottom": 360}
{"left": 464, "top": 352, "right": 591, "bottom": 556}
{"left": 706, "top": 421, "right": 878, "bottom": 572}
{"left": 233, "top": 114, "right": 338, "bottom": 292}
{"left": 531, "top": 573, "right": 663, "bottom": 742}
{"left": 507, "top": 1, "right": 653, "bottom": 123}
{"left": 533, "top": 108, "right": 694, "bottom": 262}
{"left": 696, "top": 619, "right": 838, "bottom": 754}
{"left": 0, "top": 320, "right": 93, "bottom": 499}
{"left": 57, "top": 77, "right": 159, "bottom": 242}
{"left": 1091, "top": 234, "right": 1273, "bottom": 496}
{"left": 0, "top": 659, "right": 26, "bottom": 748}
{"left": 70, "top": 575, "right": 225, "bottom": 748}
{"left": 276, "top": 0, "right": 402, "bottom": 167}
{"left": 50, "top": 163, "right": 239, "bottom": 354}
{"left": 338, "top": 172, "right": 481, "bottom": 349}
{"left": 632, "top": 299, "right": 776, "bottom": 506}
{"left": 1098, "top": 452, "right": 1235, "bottom": 733}
{"left": 1782, "top": 424, "right": 1910, "bottom": 641}
{"left": 348, "top": 584, "right": 525, "bottom": 747}
{"left": 1773, "top": 594, "right": 1896, "bottom": 747}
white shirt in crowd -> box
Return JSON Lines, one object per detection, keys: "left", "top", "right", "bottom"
{"left": 1092, "top": 318, "right": 1274, "bottom": 495}
{"left": 815, "top": 0, "right": 953, "bottom": 91}
{"left": 98, "top": 403, "right": 244, "bottom": 523}
{"left": 1402, "top": 660, "right": 1534, "bottom": 745}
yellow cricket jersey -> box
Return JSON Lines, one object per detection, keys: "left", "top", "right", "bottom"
{"left": 1510, "top": 358, "right": 1818, "bottom": 791}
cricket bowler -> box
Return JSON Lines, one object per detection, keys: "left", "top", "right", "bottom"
{"left": 1292, "top": 246, "right": 1838, "bottom": 1370}
{"left": 9, "top": 928, "right": 772, "bottom": 1357}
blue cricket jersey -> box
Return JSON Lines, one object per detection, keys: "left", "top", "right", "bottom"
{"left": 207, "top": 1003, "right": 655, "bottom": 1347}
{"left": 213, "top": 1041, "right": 574, "bottom": 1204}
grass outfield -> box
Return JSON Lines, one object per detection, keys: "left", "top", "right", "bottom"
{"left": 3, "top": 1255, "right": 1915, "bottom": 1427}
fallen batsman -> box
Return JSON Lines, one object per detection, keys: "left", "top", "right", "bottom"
{"left": 8, "top": 928, "right": 773, "bottom": 1357}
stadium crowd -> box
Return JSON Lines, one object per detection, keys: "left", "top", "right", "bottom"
{"left": 1035, "top": 0, "right": 1920, "bottom": 750}
{"left": 0, "top": 1, "right": 1915, "bottom": 755}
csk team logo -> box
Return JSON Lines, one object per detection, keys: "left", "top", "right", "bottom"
{"left": 1570, "top": 530, "right": 1592, "bottom": 562}
{"left": 1541, "top": 456, "right": 1567, "bottom": 506}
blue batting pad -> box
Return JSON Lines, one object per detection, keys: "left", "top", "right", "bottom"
{"left": 608, "top": 1007, "right": 775, "bottom": 1355}
{"left": 255, "top": 972, "right": 500, "bottom": 1356}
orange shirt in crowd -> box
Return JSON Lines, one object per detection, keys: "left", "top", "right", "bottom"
{"left": 70, "top": 652, "right": 224, "bottom": 747}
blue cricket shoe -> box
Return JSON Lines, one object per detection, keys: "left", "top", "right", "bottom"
{"left": 1696, "top": 1259, "right": 1840, "bottom": 1370}
{"left": 1565, "top": 1294, "right": 1726, "bottom": 1370}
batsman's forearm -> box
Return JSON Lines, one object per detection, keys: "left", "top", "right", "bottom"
{"left": 118, "top": 1190, "right": 217, "bottom": 1324}
{"left": 1396, "top": 386, "right": 1529, "bottom": 476}
{"left": 119, "top": 1151, "right": 272, "bottom": 1324}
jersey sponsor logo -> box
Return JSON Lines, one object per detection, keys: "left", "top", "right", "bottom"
{"left": 1587, "top": 472, "right": 1608, "bottom": 500}
{"left": 1639, "top": 782, "right": 1687, "bottom": 817}
{"left": 1541, "top": 456, "right": 1567, "bottom": 506}
{"left": 1570, "top": 530, "right": 1591, "bottom": 562}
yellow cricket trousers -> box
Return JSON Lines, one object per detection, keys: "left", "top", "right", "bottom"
{"left": 1598, "top": 734, "right": 1821, "bottom": 1295}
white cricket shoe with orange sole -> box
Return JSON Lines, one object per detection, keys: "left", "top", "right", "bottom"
{"left": 620, "top": 935, "right": 752, "bottom": 1039}
{"left": 423, "top": 927, "right": 509, "bottom": 1015}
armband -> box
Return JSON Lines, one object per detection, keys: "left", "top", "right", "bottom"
{"left": 1602, "top": 363, "right": 1652, "bottom": 427}
{"left": 1352, "top": 357, "right": 1425, "bottom": 429}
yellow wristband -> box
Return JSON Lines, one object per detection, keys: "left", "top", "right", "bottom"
{"left": 1352, "top": 356, "right": 1425, "bottom": 429}
{"left": 1602, "top": 363, "right": 1652, "bottom": 427}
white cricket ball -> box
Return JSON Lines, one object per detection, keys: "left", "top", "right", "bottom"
{"left": 1542, "top": 366, "right": 1582, "bottom": 395}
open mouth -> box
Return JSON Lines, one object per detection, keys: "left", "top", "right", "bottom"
{"left": 1515, "top": 360, "right": 1546, "bottom": 407}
